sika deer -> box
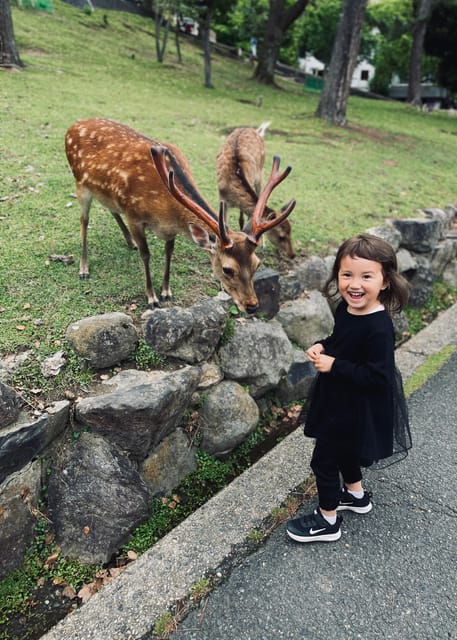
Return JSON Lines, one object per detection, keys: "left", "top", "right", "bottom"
{"left": 216, "top": 123, "right": 296, "bottom": 259}
{"left": 65, "top": 118, "right": 295, "bottom": 313}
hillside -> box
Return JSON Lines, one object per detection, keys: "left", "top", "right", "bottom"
{"left": 1, "top": 0, "right": 457, "bottom": 394}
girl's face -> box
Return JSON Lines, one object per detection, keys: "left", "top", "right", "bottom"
{"left": 337, "top": 254, "right": 387, "bottom": 315}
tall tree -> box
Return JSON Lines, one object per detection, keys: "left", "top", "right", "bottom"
{"left": 254, "top": 0, "right": 310, "bottom": 86}
{"left": 316, "top": 0, "right": 368, "bottom": 125}
{"left": 154, "top": 0, "right": 171, "bottom": 63}
{"left": 424, "top": 0, "right": 457, "bottom": 93}
{"left": 198, "top": 0, "right": 217, "bottom": 88}
{"left": 0, "top": 0, "right": 23, "bottom": 68}
{"left": 407, "top": 0, "right": 435, "bottom": 106}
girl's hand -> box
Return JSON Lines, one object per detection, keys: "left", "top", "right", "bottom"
{"left": 306, "top": 343, "right": 325, "bottom": 362}
{"left": 313, "top": 354, "right": 335, "bottom": 373}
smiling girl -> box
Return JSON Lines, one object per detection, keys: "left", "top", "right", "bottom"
{"left": 286, "top": 234, "right": 412, "bottom": 543}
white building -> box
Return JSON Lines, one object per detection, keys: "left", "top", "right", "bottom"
{"left": 298, "top": 54, "right": 375, "bottom": 92}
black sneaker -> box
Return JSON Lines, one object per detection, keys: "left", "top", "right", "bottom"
{"left": 336, "top": 488, "right": 373, "bottom": 514}
{"left": 286, "top": 508, "right": 342, "bottom": 543}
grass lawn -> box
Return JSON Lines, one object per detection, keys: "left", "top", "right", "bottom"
{"left": 1, "top": 0, "right": 457, "bottom": 398}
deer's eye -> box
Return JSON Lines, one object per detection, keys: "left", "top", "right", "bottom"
{"left": 222, "top": 266, "right": 235, "bottom": 278}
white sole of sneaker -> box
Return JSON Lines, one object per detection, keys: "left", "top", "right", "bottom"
{"left": 286, "top": 528, "right": 342, "bottom": 543}
{"left": 336, "top": 502, "right": 373, "bottom": 514}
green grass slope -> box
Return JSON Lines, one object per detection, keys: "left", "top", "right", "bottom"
{"left": 1, "top": 0, "right": 457, "bottom": 395}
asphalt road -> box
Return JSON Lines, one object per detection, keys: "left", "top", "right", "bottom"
{"left": 169, "top": 351, "right": 457, "bottom": 640}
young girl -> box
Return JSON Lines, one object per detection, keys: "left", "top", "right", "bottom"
{"left": 286, "top": 234, "right": 411, "bottom": 543}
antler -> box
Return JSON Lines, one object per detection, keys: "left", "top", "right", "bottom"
{"left": 151, "top": 145, "right": 233, "bottom": 249}
{"left": 248, "top": 156, "right": 296, "bottom": 244}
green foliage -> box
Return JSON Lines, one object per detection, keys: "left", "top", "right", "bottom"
{"left": 297, "top": 0, "right": 342, "bottom": 63}
{"left": 189, "top": 577, "right": 211, "bottom": 601}
{"left": 404, "top": 280, "right": 457, "bottom": 335}
{"left": 404, "top": 345, "right": 456, "bottom": 398}
{"left": 153, "top": 611, "right": 177, "bottom": 638}
{"left": 0, "top": 508, "right": 99, "bottom": 626}
{"left": 220, "top": 305, "right": 240, "bottom": 344}
{"left": 133, "top": 340, "right": 165, "bottom": 369}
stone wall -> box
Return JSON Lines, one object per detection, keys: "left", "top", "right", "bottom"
{"left": 1, "top": 206, "right": 456, "bottom": 575}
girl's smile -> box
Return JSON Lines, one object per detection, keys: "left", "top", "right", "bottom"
{"left": 338, "top": 254, "right": 387, "bottom": 315}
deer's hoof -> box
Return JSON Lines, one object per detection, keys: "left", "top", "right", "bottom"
{"left": 79, "top": 273, "right": 90, "bottom": 280}
{"left": 147, "top": 301, "right": 161, "bottom": 309}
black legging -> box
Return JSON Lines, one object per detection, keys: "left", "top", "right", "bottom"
{"left": 310, "top": 436, "right": 363, "bottom": 511}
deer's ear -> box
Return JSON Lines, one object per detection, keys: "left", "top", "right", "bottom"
{"left": 188, "top": 223, "right": 218, "bottom": 253}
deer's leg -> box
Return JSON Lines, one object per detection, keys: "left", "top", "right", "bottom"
{"left": 129, "top": 226, "right": 160, "bottom": 308}
{"left": 160, "top": 238, "right": 175, "bottom": 302}
{"left": 77, "top": 186, "right": 92, "bottom": 280}
{"left": 239, "top": 210, "right": 245, "bottom": 230}
{"left": 110, "top": 211, "right": 137, "bottom": 249}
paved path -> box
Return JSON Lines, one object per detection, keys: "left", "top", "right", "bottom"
{"left": 170, "top": 350, "right": 457, "bottom": 640}
{"left": 40, "top": 304, "right": 457, "bottom": 640}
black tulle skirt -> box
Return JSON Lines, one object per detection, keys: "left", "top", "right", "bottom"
{"left": 297, "top": 367, "right": 412, "bottom": 470}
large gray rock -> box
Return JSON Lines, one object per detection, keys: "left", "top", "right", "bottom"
{"left": 218, "top": 318, "right": 294, "bottom": 398}
{"left": 0, "top": 381, "right": 22, "bottom": 428}
{"left": 275, "top": 290, "right": 334, "bottom": 350}
{"left": 294, "top": 256, "right": 329, "bottom": 292}
{"left": 145, "top": 299, "right": 227, "bottom": 363}
{"left": 75, "top": 367, "right": 200, "bottom": 460}
{"left": 367, "top": 224, "right": 402, "bottom": 251}
{"left": 431, "top": 239, "right": 457, "bottom": 277}
{"left": 274, "top": 349, "right": 317, "bottom": 404}
{"left": 140, "top": 428, "right": 198, "bottom": 496}
{"left": 47, "top": 431, "right": 151, "bottom": 565}
{"left": 199, "top": 381, "right": 259, "bottom": 456}
{"left": 66, "top": 312, "right": 138, "bottom": 369}
{"left": 253, "top": 268, "right": 280, "bottom": 319}
{"left": 0, "top": 401, "right": 70, "bottom": 484}
{"left": 0, "top": 461, "right": 41, "bottom": 579}
{"left": 442, "top": 259, "right": 457, "bottom": 288}
{"left": 396, "top": 248, "right": 417, "bottom": 275}
{"left": 393, "top": 217, "right": 442, "bottom": 253}
{"left": 278, "top": 270, "right": 303, "bottom": 302}
{"left": 406, "top": 254, "right": 435, "bottom": 307}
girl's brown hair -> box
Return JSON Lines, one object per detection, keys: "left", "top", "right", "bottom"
{"left": 324, "top": 234, "right": 410, "bottom": 314}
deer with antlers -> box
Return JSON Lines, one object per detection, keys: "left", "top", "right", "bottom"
{"left": 65, "top": 118, "right": 295, "bottom": 314}
{"left": 216, "top": 122, "right": 296, "bottom": 259}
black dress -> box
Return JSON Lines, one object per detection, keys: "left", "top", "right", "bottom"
{"left": 301, "top": 301, "right": 411, "bottom": 467}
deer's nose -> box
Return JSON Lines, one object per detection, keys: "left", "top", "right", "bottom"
{"left": 246, "top": 303, "right": 259, "bottom": 315}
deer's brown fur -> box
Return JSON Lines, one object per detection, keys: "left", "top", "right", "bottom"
{"left": 216, "top": 124, "right": 295, "bottom": 259}
{"left": 65, "top": 118, "right": 295, "bottom": 313}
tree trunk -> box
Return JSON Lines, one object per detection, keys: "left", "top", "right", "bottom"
{"left": 316, "top": 0, "right": 368, "bottom": 125}
{"left": 254, "top": 0, "right": 309, "bottom": 86}
{"left": 201, "top": 6, "right": 214, "bottom": 88}
{"left": 0, "top": 0, "right": 23, "bottom": 68}
{"left": 154, "top": 2, "right": 171, "bottom": 63}
{"left": 407, "top": 0, "right": 434, "bottom": 106}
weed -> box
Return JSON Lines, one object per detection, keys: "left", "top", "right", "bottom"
{"left": 133, "top": 340, "right": 165, "bottom": 369}
{"left": 153, "top": 611, "right": 178, "bottom": 639}
{"left": 247, "top": 529, "right": 264, "bottom": 544}
{"left": 405, "top": 280, "right": 457, "bottom": 335}
{"left": 189, "top": 577, "right": 211, "bottom": 602}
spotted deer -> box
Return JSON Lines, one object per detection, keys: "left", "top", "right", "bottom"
{"left": 216, "top": 122, "right": 296, "bottom": 259}
{"left": 65, "top": 118, "right": 295, "bottom": 314}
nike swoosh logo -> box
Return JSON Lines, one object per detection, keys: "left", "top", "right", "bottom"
{"left": 309, "top": 527, "right": 327, "bottom": 535}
